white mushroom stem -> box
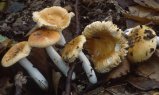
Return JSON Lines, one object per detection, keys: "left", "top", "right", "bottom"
{"left": 79, "top": 52, "right": 97, "bottom": 84}
{"left": 45, "top": 46, "right": 76, "bottom": 80}
{"left": 18, "top": 58, "right": 48, "bottom": 90}
{"left": 57, "top": 31, "right": 66, "bottom": 46}
{"left": 157, "top": 37, "right": 159, "bottom": 45}
{"left": 25, "top": 25, "right": 38, "bottom": 37}
{"left": 57, "top": 33, "right": 97, "bottom": 84}
{"left": 124, "top": 28, "right": 159, "bottom": 46}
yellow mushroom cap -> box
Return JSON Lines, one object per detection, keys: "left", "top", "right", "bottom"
{"left": 33, "top": 6, "right": 75, "bottom": 30}
{"left": 62, "top": 35, "right": 86, "bottom": 63}
{"left": 1, "top": 41, "right": 31, "bottom": 67}
{"left": 82, "top": 21, "right": 128, "bottom": 73}
{"left": 28, "top": 28, "right": 61, "bottom": 48}
{"left": 128, "top": 25, "right": 157, "bottom": 63}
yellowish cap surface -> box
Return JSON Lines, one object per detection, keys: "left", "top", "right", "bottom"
{"left": 128, "top": 25, "right": 157, "bottom": 63}
{"left": 28, "top": 28, "right": 60, "bottom": 48}
{"left": 1, "top": 41, "right": 31, "bottom": 67}
{"left": 62, "top": 35, "right": 86, "bottom": 63}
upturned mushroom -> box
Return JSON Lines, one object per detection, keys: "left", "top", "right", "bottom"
{"left": 125, "top": 27, "right": 159, "bottom": 46}
{"left": 28, "top": 28, "right": 75, "bottom": 79}
{"left": 27, "top": 6, "right": 74, "bottom": 45}
{"left": 126, "top": 25, "right": 157, "bottom": 63}
{"left": 1, "top": 41, "right": 48, "bottom": 90}
{"left": 62, "top": 35, "right": 97, "bottom": 84}
{"left": 82, "top": 21, "right": 128, "bottom": 73}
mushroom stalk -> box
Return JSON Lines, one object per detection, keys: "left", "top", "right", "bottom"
{"left": 25, "top": 25, "right": 38, "bottom": 37}
{"left": 79, "top": 52, "right": 97, "bottom": 84}
{"left": 157, "top": 37, "right": 159, "bottom": 45}
{"left": 57, "top": 31, "right": 66, "bottom": 46}
{"left": 18, "top": 57, "right": 48, "bottom": 90}
{"left": 45, "top": 46, "right": 75, "bottom": 80}
{"left": 124, "top": 28, "right": 159, "bottom": 46}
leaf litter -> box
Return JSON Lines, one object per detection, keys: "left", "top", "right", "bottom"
{"left": 1, "top": 0, "right": 159, "bottom": 95}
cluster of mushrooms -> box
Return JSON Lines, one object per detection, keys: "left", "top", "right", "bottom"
{"left": 1, "top": 6, "right": 159, "bottom": 90}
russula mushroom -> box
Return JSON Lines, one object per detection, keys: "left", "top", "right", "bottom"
{"left": 31, "top": 6, "right": 75, "bottom": 45}
{"left": 125, "top": 27, "right": 159, "bottom": 46}
{"left": 82, "top": 21, "right": 128, "bottom": 73}
{"left": 28, "top": 28, "right": 75, "bottom": 79}
{"left": 126, "top": 25, "right": 157, "bottom": 63}
{"left": 62, "top": 35, "right": 97, "bottom": 84}
{"left": 1, "top": 41, "right": 48, "bottom": 90}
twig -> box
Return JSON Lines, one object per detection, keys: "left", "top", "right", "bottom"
{"left": 74, "top": 0, "right": 80, "bottom": 35}
{"left": 14, "top": 72, "right": 27, "bottom": 95}
{"left": 63, "top": 62, "right": 77, "bottom": 95}
{"left": 63, "top": 0, "right": 80, "bottom": 94}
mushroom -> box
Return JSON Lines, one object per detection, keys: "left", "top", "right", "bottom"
{"left": 82, "top": 21, "right": 128, "bottom": 73}
{"left": 62, "top": 35, "right": 97, "bottom": 84}
{"left": 126, "top": 25, "right": 157, "bottom": 63}
{"left": 1, "top": 41, "right": 48, "bottom": 90}
{"left": 125, "top": 27, "right": 159, "bottom": 46}
{"left": 28, "top": 28, "right": 75, "bottom": 79}
{"left": 26, "top": 6, "right": 75, "bottom": 45}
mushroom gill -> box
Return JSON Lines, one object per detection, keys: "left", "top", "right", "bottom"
{"left": 33, "top": 6, "right": 74, "bottom": 30}
{"left": 82, "top": 21, "right": 128, "bottom": 73}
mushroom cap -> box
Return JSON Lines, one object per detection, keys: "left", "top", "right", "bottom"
{"left": 82, "top": 21, "right": 128, "bottom": 73}
{"left": 28, "top": 28, "right": 61, "bottom": 48}
{"left": 128, "top": 25, "right": 157, "bottom": 63}
{"left": 1, "top": 41, "right": 31, "bottom": 67}
{"left": 62, "top": 35, "right": 86, "bottom": 63}
{"left": 33, "top": 6, "right": 75, "bottom": 31}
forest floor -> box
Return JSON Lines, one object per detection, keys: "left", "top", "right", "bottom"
{"left": 0, "top": 0, "right": 159, "bottom": 95}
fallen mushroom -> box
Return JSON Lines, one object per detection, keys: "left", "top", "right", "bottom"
{"left": 62, "top": 35, "right": 97, "bottom": 84}
{"left": 28, "top": 28, "right": 75, "bottom": 79}
{"left": 125, "top": 27, "right": 159, "bottom": 46}
{"left": 125, "top": 25, "right": 157, "bottom": 63}
{"left": 1, "top": 41, "right": 48, "bottom": 90}
{"left": 82, "top": 21, "right": 128, "bottom": 73}
{"left": 26, "top": 6, "right": 74, "bottom": 46}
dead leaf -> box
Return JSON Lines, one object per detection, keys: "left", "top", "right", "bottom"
{"left": 133, "top": 0, "right": 159, "bottom": 11}
{"left": 0, "top": 35, "right": 15, "bottom": 54}
{"left": 124, "top": 5, "right": 159, "bottom": 24}
{"left": 82, "top": 0, "right": 105, "bottom": 6}
{"left": 116, "top": 0, "right": 135, "bottom": 9}
{"left": 126, "top": 19, "right": 140, "bottom": 28}
{"left": 83, "top": 86, "right": 108, "bottom": 95}
{"left": 106, "top": 59, "right": 130, "bottom": 80}
{"left": 52, "top": 70, "right": 62, "bottom": 95}
{"left": 152, "top": 92, "right": 159, "bottom": 95}
{"left": 0, "top": 77, "right": 13, "bottom": 95}
{"left": 154, "top": 49, "right": 159, "bottom": 58}
{"left": 53, "top": 0, "right": 61, "bottom": 6}
{"left": 127, "top": 76, "right": 159, "bottom": 91}
{"left": 0, "top": 1, "right": 6, "bottom": 11}
{"left": 136, "top": 54, "right": 159, "bottom": 82}
{"left": 106, "top": 84, "right": 135, "bottom": 95}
